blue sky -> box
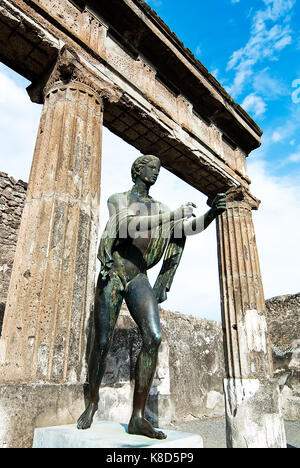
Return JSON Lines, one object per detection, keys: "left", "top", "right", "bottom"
{"left": 0, "top": 0, "right": 299, "bottom": 321}
{"left": 146, "top": 0, "right": 300, "bottom": 179}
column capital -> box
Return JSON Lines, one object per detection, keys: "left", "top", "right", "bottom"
{"left": 27, "top": 46, "right": 109, "bottom": 105}
{"left": 225, "top": 186, "right": 261, "bottom": 211}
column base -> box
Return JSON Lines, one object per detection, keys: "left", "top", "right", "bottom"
{"left": 224, "top": 378, "right": 287, "bottom": 448}
{"left": 0, "top": 382, "right": 85, "bottom": 448}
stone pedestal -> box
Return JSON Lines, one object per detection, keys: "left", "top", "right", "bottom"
{"left": 216, "top": 187, "right": 286, "bottom": 448}
{"left": 32, "top": 421, "right": 203, "bottom": 448}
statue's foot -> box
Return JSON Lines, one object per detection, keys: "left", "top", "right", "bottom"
{"left": 77, "top": 403, "right": 98, "bottom": 430}
{"left": 128, "top": 416, "right": 167, "bottom": 440}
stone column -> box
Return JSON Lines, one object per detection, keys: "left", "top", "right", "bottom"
{"left": 216, "top": 187, "right": 286, "bottom": 448}
{"left": 0, "top": 50, "right": 103, "bottom": 447}
{"left": 0, "top": 55, "right": 103, "bottom": 384}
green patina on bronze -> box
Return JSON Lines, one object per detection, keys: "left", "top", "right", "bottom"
{"left": 77, "top": 154, "right": 227, "bottom": 439}
{"left": 98, "top": 189, "right": 186, "bottom": 304}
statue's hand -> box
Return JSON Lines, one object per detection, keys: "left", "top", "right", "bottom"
{"left": 211, "top": 193, "right": 227, "bottom": 216}
{"left": 173, "top": 202, "right": 197, "bottom": 220}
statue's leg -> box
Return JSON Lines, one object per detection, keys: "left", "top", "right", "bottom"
{"left": 125, "top": 273, "right": 166, "bottom": 439}
{"left": 77, "top": 273, "right": 123, "bottom": 430}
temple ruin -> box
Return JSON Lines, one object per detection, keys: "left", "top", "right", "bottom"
{"left": 0, "top": 0, "right": 288, "bottom": 447}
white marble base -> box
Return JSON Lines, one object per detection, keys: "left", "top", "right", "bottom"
{"left": 33, "top": 420, "right": 203, "bottom": 448}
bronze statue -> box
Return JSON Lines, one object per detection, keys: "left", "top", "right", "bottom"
{"left": 77, "top": 155, "right": 226, "bottom": 439}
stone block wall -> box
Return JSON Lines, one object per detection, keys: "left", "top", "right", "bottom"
{"left": 99, "top": 299, "right": 299, "bottom": 424}
{"left": 266, "top": 294, "right": 300, "bottom": 421}
{"left": 266, "top": 294, "right": 300, "bottom": 351}
{"left": 159, "top": 309, "right": 225, "bottom": 421}
{"left": 0, "top": 173, "right": 27, "bottom": 335}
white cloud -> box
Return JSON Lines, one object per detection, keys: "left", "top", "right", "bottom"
{"left": 286, "top": 148, "right": 300, "bottom": 163}
{"left": 274, "top": 34, "right": 292, "bottom": 50}
{"left": 211, "top": 68, "right": 219, "bottom": 79}
{"left": 253, "top": 67, "right": 288, "bottom": 99}
{"left": 276, "top": 145, "right": 300, "bottom": 167}
{"left": 292, "top": 78, "right": 300, "bottom": 103}
{"left": 248, "top": 158, "right": 300, "bottom": 300}
{"left": 195, "top": 45, "right": 202, "bottom": 57}
{"left": 226, "top": 61, "right": 254, "bottom": 97}
{"left": 272, "top": 131, "right": 283, "bottom": 142}
{"left": 242, "top": 93, "right": 267, "bottom": 117}
{"left": 261, "top": 0, "right": 296, "bottom": 21}
{"left": 147, "top": 0, "right": 163, "bottom": 8}
{"left": 226, "top": 0, "right": 296, "bottom": 98}
{"left": 0, "top": 67, "right": 41, "bottom": 181}
{"left": 269, "top": 104, "right": 300, "bottom": 146}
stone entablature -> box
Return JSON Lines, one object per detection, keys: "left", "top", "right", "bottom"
{"left": 0, "top": 0, "right": 262, "bottom": 198}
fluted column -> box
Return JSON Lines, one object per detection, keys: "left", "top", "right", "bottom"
{"left": 0, "top": 50, "right": 103, "bottom": 384}
{"left": 216, "top": 187, "right": 286, "bottom": 448}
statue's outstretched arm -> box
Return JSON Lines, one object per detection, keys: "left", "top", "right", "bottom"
{"left": 114, "top": 201, "right": 196, "bottom": 233}
{"left": 183, "top": 193, "right": 227, "bottom": 236}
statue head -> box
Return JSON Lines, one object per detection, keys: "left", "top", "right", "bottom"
{"left": 131, "top": 155, "right": 161, "bottom": 185}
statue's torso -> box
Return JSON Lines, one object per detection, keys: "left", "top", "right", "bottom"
{"left": 109, "top": 191, "right": 170, "bottom": 284}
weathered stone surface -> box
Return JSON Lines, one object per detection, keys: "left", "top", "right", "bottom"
{"left": 96, "top": 303, "right": 299, "bottom": 427}
{"left": 216, "top": 187, "right": 285, "bottom": 447}
{"left": 1, "top": 174, "right": 299, "bottom": 429}
{"left": 0, "top": 383, "right": 84, "bottom": 448}
{"left": 265, "top": 294, "right": 300, "bottom": 422}
{"left": 0, "top": 172, "right": 27, "bottom": 336}
{"left": 266, "top": 294, "right": 300, "bottom": 352}
{"left": 224, "top": 378, "right": 286, "bottom": 448}
{"left": 0, "top": 72, "right": 104, "bottom": 384}
{"left": 160, "top": 309, "right": 225, "bottom": 421}
{"left": 216, "top": 187, "right": 273, "bottom": 380}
